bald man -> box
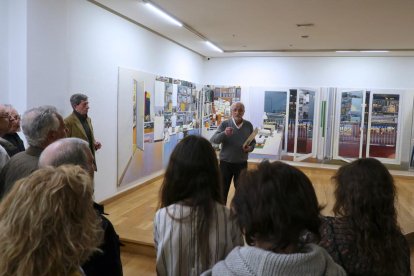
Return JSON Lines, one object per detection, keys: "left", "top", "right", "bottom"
{"left": 39, "top": 138, "right": 122, "bottom": 276}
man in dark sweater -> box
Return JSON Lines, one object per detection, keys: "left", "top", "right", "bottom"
{"left": 210, "top": 102, "right": 256, "bottom": 204}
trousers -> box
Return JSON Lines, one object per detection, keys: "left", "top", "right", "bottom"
{"left": 219, "top": 160, "right": 248, "bottom": 204}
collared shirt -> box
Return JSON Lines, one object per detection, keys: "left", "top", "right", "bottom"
{"left": 231, "top": 117, "right": 243, "bottom": 129}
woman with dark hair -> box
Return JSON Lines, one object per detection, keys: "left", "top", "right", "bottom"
{"left": 203, "top": 161, "right": 345, "bottom": 275}
{"left": 154, "top": 135, "right": 243, "bottom": 276}
{"left": 319, "top": 158, "right": 410, "bottom": 275}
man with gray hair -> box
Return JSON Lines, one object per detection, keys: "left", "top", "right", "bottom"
{"left": 64, "top": 93, "right": 102, "bottom": 169}
{"left": 39, "top": 137, "right": 122, "bottom": 276}
{"left": 0, "top": 105, "right": 67, "bottom": 199}
{"left": 0, "top": 104, "right": 19, "bottom": 157}
{"left": 210, "top": 101, "right": 256, "bottom": 204}
{"left": 2, "top": 104, "right": 25, "bottom": 155}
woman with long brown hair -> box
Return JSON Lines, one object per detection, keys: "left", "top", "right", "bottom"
{"left": 154, "top": 135, "right": 243, "bottom": 276}
{"left": 320, "top": 158, "right": 410, "bottom": 275}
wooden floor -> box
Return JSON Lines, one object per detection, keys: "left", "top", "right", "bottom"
{"left": 105, "top": 165, "right": 414, "bottom": 275}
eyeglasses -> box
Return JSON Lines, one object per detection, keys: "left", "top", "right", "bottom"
{"left": 0, "top": 112, "right": 10, "bottom": 119}
{"left": 9, "top": 114, "right": 20, "bottom": 121}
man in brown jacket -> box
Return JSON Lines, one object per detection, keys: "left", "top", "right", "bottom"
{"left": 64, "top": 93, "right": 101, "bottom": 169}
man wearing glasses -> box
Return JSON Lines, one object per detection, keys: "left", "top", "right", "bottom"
{"left": 1, "top": 105, "right": 24, "bottom": 156}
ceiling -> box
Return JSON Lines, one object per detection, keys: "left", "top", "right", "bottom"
{"left": 92, "top": 0, "right": 414, "bottom": 57}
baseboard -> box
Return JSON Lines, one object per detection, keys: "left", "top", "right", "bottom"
{"left": 121, "top": 239, "right": 156, "bottom": 258}
{"left": 99, "top": 173, "right": 164, "bottom": 205}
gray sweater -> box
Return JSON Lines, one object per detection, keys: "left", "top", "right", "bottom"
{"left": 210, "top": 119, "right": 255, "bottom": 163}
{"left": 202, "top": 244, "right": 346, "bottom": 276}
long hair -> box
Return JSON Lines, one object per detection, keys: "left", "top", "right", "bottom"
{"left": 333, "top": 158, "right": 406, "bottom": 274}
{"left": 232, "top": 161, "right": 321, "bottom": 251}
{"left": 159, "top": 135, "right": 222, "bottom": 269}
{"left": 0, "top": 165, "right": 103, "bottom": 276}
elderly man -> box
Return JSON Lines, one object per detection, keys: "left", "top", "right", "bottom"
{"left": 39, "top": 138, "right": 122, "bottom": 276}
{"left": 0, "top": 105, "right": 67, "bottom": 199}
{"left": 2, "top": 105, "right": 25, "bottom": 154}
{"left": 210, "top": 102, "right": 256, "bottom": 204}
{"left": 64, "top": 93, "right": 101, "bottom": 169}
{"left": 0, "top": 105, "right": 20, "bottom": 157}
{"left": 0, "top": 104, "right": 11, "bottom": 171}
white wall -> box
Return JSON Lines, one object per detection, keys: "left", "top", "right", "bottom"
{"left": 26, "top": 0, "right": 68, "bottom": 112}
{"left": 8, "top": 0, "right": 27, "bottom": 112}
{"left": 21, "top": 0, "right": 204, "bottom": 201}
{"left": 1, "top": 0, "right": 28, "bottom": 111}
{"left": 0, "top": 0, "right": 8, "bottom": 103}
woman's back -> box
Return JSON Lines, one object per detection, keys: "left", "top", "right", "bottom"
{"left": 323, "top": 158, "right": 411, "bottom": 276}
{"left": 319, "top": 216, "right": 410, "bottom": 276}
{"left": 154, "top": 202, "right": 243, "bottom": 276}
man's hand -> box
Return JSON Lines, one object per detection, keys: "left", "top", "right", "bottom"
{"left": 94, "top": 141, "right": 102, "bottom": 150}
{"left": 224, "top": 127, "right": 234, "bottom": 136}
{"left": 242, "top": 144, "right": 251, "bottom": 152}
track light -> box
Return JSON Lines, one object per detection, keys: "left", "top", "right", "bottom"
{"left": 145, "top": 2, "right": 183, "bottom": 27}
{"left": 205, "top": 41, "right": 223, "bottom": 53}
{"left": 360, "top": 50, "right": 389, "bottom": 53}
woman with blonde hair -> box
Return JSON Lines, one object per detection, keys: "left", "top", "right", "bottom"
{"left": 0, "top": 165, "right": 103, "bottom": 276}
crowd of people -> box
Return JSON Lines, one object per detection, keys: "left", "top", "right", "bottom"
{"left": 0, "top": 96, "right": 120, "bottom": 276}
{"left": 156, "top": 135, "right": 410, "bottom": 276}
{"left": 0, "top": 99, "right": 411, "bottom": 275}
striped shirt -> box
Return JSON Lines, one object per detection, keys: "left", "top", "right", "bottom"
{"left": 154, "top": 202, "right": 244, "bottom": 276}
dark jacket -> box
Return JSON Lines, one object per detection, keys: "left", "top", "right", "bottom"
{"left": 82, "top": 203, "right": 123, "bottom": 276}
{"left": 3, "top": 133, "right": 25, "bottom": 154}
{"left": 0, "top": 137, "right": 20, "bottom": 157}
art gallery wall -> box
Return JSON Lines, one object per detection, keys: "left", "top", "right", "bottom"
{"left": 4, "top": 0, "right": 204, "bottom": 201}
{"left": 203, "top": 57, "right": 414, "bottom": 166}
